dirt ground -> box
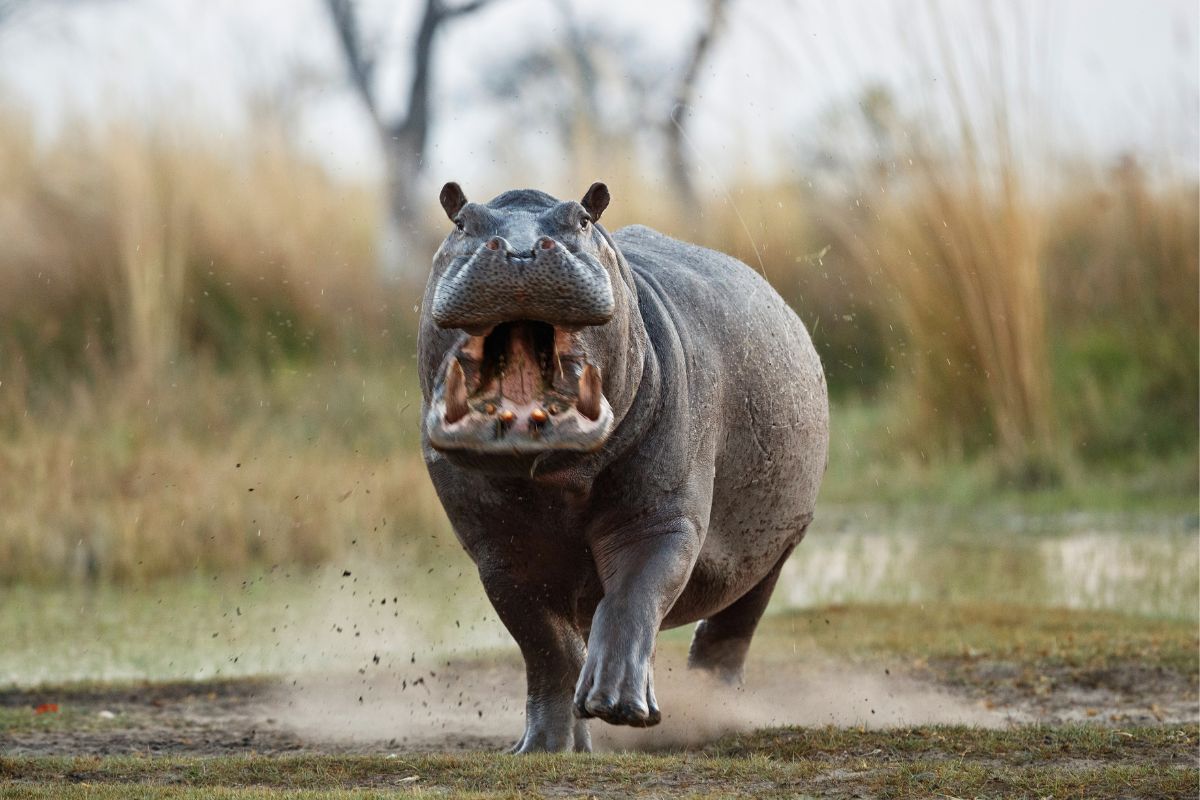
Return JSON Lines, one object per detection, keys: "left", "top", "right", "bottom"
{"left": 1, "top": 648, "right": 1195, "bottom": 758}
{"left": 2, "top": 604, "right": 1197, "bottom": 798}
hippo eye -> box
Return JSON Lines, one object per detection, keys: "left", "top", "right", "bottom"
{"left": 455, "top": 218, "right": 465, "bottom": 232}
{"left": 579, "top": 217, "right": 590, "bottom": 231}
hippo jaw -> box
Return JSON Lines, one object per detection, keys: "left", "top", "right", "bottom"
{"left": 426, "top": 320, "right": 615, "bottom": 455}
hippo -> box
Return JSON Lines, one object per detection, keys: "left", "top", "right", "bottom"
{"left": 418, "top": 182, "right": 828, "bottom": 753}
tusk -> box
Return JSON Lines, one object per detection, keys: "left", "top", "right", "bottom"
{"left": 461, "top": 333, "right": 489, "bottom": 355}
{"left": 578, "top": 363, "right": 602, "bottom": 421}
{"left": 444, "top": 360, "right": 469, "bottom": 424}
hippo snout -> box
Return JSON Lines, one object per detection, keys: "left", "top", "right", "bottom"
{"left": 480, "top": 235, "right": 557, "bottom": 261}
{"left": 431, "top": 237, "right": 615, "bottom": 331}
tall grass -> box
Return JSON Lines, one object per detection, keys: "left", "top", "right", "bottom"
{"left": 787, "top": 10, "right": 1061, "bottom": 480}
{"left": 675, "top": 162, "right": 1196, "bottom": 478}
{"left": 0, "top": 90, "right": 1194, "bottom": 581}
{"left": 837, "top": 158, "right": 1056, "bottom": 479}
{"left": 1045, "top": 162, "right": 1199, "bottom": 462}
{"left": 0, "top": 362, "right": 443, "bottom": 583}
{"left": 109, "top": 136, "right": 190, "bottom": 379}
{"left": 0, "top": 110, "right": 384, "bottom": 395}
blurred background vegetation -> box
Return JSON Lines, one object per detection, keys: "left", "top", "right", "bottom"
{"left": 0, "top": 0, "right": 1195, "bottom": 583}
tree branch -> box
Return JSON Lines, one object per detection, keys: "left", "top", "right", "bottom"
{"left": 441, "top": 0, "right": 498, "bottom": 19}
{"left": 666, "top": 0, "right": 731, "bottom": 204}
{"left": 324, "top": 0, "right": 379, "bottom": 122}
{"left": 552, "top": 0, "right": 599, "bottom": 124}
{"left": 392, "top": 0, "right": 499, "bottom": 151}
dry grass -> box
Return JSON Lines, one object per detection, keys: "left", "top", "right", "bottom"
{"left": 787, "top": 10, "right": 1061, "bottom": 479}
{"left": 1045, "top": 163, "right": 1200, "bottom": 460}
{"left": 0, "top": 73, "right": 1195, "bottom": 581}
{"left": 0, "top": 111, "right": 432, "bottom": 581}
{"left": 0, "top": 110, "right": 384, "bottom": 391}
{"left": 602, "top": 157, "right": 1196, "bottom": 476}
{"left": 0, "top": 363, "right": 443, "bottom": 582}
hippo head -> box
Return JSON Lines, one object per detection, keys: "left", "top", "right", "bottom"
{"left": 422, "top": 182, "right": 628, "bottom": 457}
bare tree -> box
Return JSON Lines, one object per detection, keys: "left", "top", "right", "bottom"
{"left": 664, "top": 0, "right": 731, "bottom": 207}
{"left": 550, "top": 0, "right": 598, "bottom": 150}
{"left": 324, "top": 0, "right": 496, "bottom": 278}
{"left": 480, "top": 10, "right": 667, "bottom": 183}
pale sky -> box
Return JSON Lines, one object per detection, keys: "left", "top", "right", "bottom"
{"left": 1, "top": 0, "right": 1195, "bottom": 197}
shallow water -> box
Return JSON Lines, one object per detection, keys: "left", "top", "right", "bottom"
{"left": 1, "top": 512, "right": 1195, "bottom": 686}
{"left": 778, "top": 512, "right": 1198, "bottom": 617}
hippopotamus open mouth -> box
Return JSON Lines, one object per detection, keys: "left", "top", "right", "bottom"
{"left": 426, "top": 319, "right": 613, "bottom": 453}
{"left": 424, "top": 183, "right": 617, "bottom": 454}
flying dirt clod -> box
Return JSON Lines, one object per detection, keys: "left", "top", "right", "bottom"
{"left": 418, "top": 181, "right": 829, "bottom": 753}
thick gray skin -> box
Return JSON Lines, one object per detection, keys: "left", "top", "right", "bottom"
{"left": 418, "top": 185, "right": 828, "bottom": 753}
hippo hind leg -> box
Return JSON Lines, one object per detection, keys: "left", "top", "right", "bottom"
{"left": 687, "top": 540, "right": 800, "bottom": 684}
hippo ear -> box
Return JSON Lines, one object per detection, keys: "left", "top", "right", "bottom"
{"left": 581, "top": 181, "right": 610, "bottom": 222}
{"left": 439, "top": 182, "right": 467, "bottom": 221}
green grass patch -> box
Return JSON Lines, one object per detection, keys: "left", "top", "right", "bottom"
{"left": 757, "top": 604, "right": 1200, "bottom": 673}
{"left": 2, "top": 725, "right": 1195, "bottom": 798}
{"left": 1, "top": 791, "right": 504, "bottom": 800}
{"left": 710, "top": 724, "right": 1196, "bottom": 763}
{"left": 821, "top": 402, "right": 1200, "bottom": 515}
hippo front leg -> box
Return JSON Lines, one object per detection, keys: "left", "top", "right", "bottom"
{"left": 477, "top": 564, "right": 591, "bottom": 753}
{"left": 574, "top": 523, "right": 700, "bottom": 727}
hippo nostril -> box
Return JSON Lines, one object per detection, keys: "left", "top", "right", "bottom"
{"left": 486, "top": 237, "right": 502, "bottom": 252}
{"left": 539, "top": 238, "right": 555, "bottom": 251}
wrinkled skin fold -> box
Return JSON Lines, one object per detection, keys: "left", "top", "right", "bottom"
{"left": 418, "top": 182, "right": 828, "bottom": 753}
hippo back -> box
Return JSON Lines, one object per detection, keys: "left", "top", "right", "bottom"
{"left": 613, "top": 224, "right": 828, "bottom": 537}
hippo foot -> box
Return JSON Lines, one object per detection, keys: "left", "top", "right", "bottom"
{"left": 509, "top": 716, "right": 592, "bottom": 753}
{"left": 686, "top": 632, "right": 751, "bottom": 686}
{"left": 572, "top": 653, "right": 662, "bottom": 728}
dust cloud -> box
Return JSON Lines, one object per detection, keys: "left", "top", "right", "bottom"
{"left": 266, "top": 660, "right": 524, "bottom": 750}
{"left": 264, "top": 647, "right": 1002, "bottom": 753}
{"left": 595, "top": 653, "right": 1001, "bottom": 752}
{"left": 259, "top": 557, "right": 1001, "bottom": 751}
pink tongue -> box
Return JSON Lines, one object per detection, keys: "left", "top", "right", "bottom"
{"left": 497, "top": 328, "right": 541, "bottom": 404}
